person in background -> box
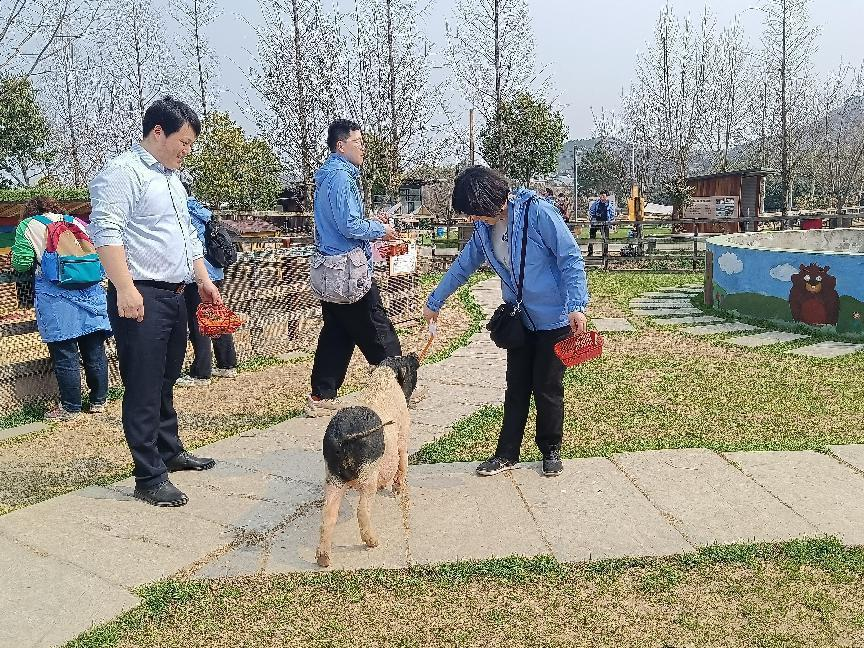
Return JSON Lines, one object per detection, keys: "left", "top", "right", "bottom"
{"left": 306, "top": 118, "right": 403, "bottom": 417}
{"left": 423, "top": 166, "right": 589, "bottom": 478}
{"left": 11, "top": 197, "right": 111, "bottom": 420}
{"left": 587, "top": 190, "right": 614, "bottom": 257}
{"left": 175, "top": 191, "right": 238, "bottom": 387}
{"left": 556, "top": 192, "right": 570, "bottom": 220}
{"left": 543, "top": 188, "right": 556, "bottom": 203}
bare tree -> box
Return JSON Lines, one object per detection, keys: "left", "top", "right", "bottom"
{"left": 171, "top": 0, "right": 219, "bottom": 121}
{"left": 341, "top": 0, "right": 440, "bottom": 202}
{"left": 760, "top": 0, "right": 818, "bottom": 217}
{"left": 0, "top": 0, "right": 103, "bottom": 78}
{"left": 625, "top": 5, "right": 715, "bottom": 216}
{"left": 446, "top": 0, "right": 536, "bottom": 170}
{"left": 249, "top": 0, "right": 341, "bottom": 202}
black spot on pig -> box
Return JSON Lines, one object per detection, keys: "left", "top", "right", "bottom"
{"left": 379, "top": 353, "right": 420, "bottom": 403}
{"left": 323, "top": 406, "right": 385, "bottom": 483}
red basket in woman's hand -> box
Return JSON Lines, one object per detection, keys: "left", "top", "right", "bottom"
{"left": 196, "top": 302, "right": 244, "bottom": 338}
{"left": 554, "top": 331, "right": 604, "bottom": 368}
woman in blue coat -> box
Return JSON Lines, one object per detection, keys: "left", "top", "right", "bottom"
{"left": 423, "top": 166, "right": 589, "bottom": 477}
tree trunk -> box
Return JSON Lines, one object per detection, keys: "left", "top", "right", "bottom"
{"left": 290, "top": 0, "right": 312, "bottom": 207}
{"left": 493, "top": 0, "right": 503, "bottom": 171}
{"left": 385, "top": 0, "right": 399, "bottom": 202}
{"left": 194, "top": 0, "right": 208, "bottom": 121}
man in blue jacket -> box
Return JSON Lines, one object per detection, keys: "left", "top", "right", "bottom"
{"left": 307, "top": 119, "right": 401, "bottom": 417}
{"left": 587, "top": 190, "right": 615, "bottom": 256}
{"left": 423, "top": 166, "right": 589, "bottom": 477}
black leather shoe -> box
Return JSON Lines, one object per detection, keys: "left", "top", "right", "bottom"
{"left": 133, "top": 480, "right": 188, "bottom": 507}
{"left": 166, "top": 451, "right": 216, "bottom": 472}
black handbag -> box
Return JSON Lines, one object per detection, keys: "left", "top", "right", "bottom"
{"left": 486, "top": 198, "right": 535, "bottom": 349}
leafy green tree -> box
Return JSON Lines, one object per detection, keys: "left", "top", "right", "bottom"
{"left": 0, "top": 77, "right": 54, "bottom": 187}
{"left": 479, "top": 91, "right": 567, "bottom": 186}
{"left": 185, "top": 111, "right": 283, "bottom": 211}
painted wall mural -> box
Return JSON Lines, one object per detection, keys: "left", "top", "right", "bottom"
{"left": 707, "top": 232, "right": 864, "bottom": 338}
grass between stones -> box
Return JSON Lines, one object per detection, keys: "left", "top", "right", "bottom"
{"left": 0, "top": 274, "right": 484, "bottom": 515}
{"left": 414, "top": 270, "right": 864, "bottom": 464}
{"left": 65, "top": 537, "right": 864, "bottom": 648}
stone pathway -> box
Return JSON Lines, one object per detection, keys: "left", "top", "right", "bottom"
{"left": 628, "top": 283, "right": 864, "bottom": 358}
{"left": 6, "top": 278, "right": 864, "bottom": 648}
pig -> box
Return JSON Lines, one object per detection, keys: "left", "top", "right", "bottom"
{"left": 316, "top": 354, "right": 419, "bottom": 568}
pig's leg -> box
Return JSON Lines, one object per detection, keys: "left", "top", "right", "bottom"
{"left": 358, "top": 473, "right": 379, "bottom": 548}
{"left": 317, "top": 480, "right": 347, "bottom": 567}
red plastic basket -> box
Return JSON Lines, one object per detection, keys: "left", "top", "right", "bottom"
{"left": 196, "top": 302, "right": 244, "bottom": 338}
{"left": 554, "top": 331, "right": 604, "bottom": 367}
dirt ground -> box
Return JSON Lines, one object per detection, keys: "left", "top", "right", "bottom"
{"left": 0, "top": 291, "right": 475, "bottom": 515}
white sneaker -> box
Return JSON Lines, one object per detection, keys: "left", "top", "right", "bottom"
{"left": 175, "top": 375, "right": 212, "bottom": 387}
{"left": 304, "top": 395, "right": 342, "bottom": 418}
{"left": 88, "top": 402, "right": 107, "bottom": 414}
{"left": 212, "top": 367, "right": 237, "bottom": 378}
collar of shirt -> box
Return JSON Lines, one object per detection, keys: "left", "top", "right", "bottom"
{"left": 131, "top": 142, "right": 175, "bottom": 176}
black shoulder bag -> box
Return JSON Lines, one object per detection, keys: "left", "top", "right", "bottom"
{"left": 486, "top": 198, "right": 535, "bottom": 349}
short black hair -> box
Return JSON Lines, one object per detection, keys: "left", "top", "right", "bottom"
{"left": 451, "top": 166, "right": 511, "bottom": 216}
{"left": 327, "top": 118, "right": 361, "bottom": 151}
{"left": 143, "top": 96, "right": 201, "bottom": 138}
{"left": 599, "top": 190, "right": 608, "bottom": 196}
{"left": 545, "top": 188, "right": 554, "bottom": 195}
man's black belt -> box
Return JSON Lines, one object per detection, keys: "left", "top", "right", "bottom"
{"left": 134, "top": 280, "right": 186, "bottom": 294}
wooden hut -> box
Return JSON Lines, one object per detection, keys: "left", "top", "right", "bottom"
{"left": 683, "top": 170, "right": 770, "bottom": 234}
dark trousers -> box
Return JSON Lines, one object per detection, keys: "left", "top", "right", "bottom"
{"left": 108, "top": 284, "right": 187, "bottom": 488}
{"left": 184, "top": 280, "right": 237, "bottom": 379}
{"left": 47, "top": 331, "right": 109, "bottom": 412}
{"left": 495, "top": 326, "right": 570, "bottom": 462}
{"left": 587, "top": 223, "right": 610, "bottom": 256}
{"left": 310, "top": 282, "right": 402, "bottom": 399}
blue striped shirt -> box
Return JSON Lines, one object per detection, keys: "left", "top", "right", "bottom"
{"left": 87, "top": 143, "right": 204, "bottom": 283}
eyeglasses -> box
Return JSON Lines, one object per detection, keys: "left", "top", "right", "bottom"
{"left": 342, "top": 137, "right": 364, "bottom": 148}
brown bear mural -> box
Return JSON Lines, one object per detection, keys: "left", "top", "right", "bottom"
{"left": 789, "top": 263, "right": 840, "bottom": 325}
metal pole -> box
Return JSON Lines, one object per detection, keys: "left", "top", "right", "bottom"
{"left": 572, "top": 149, "right": 578, "bottom": 215}
{"left": 469, "top": 109, "right": 475, "bottom": 166}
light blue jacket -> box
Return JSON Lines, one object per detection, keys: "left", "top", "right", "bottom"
{"left": 427, "top": 189, "right": 589, "bottom": 331}
{"left": 589, "top": 197, "right": 616, "bottom": 223}
{"left": 187, "top": 197, "right": 222, "bottom": 282}
{"left": 313, "top": 153, "right": 385, "bottom": 260}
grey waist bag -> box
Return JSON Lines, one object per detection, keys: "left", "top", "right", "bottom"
{"left": 309, "top": 246, "right": 372, "bottom": 304}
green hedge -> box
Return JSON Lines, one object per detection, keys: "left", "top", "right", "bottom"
{"left": 0, "top": 187, "right": 89, "bottom": 203}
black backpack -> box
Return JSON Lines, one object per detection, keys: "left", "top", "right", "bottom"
{"left": 204, "top": 218, "right": 238, "bottom": 268}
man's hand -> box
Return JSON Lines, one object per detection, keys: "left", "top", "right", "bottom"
{"left": 117, "top": 286, "right": 145, "bottom": 322}
{"left": 198, "top": 279, "right": 223, "bottom": 304}
{"left": 423, "top": 305, "right": 438, "bottom": 323}
{"left": 382, "top": 224, "right": 399, "bottom": 241}
{"left": 568, "top": 310, "right": 587, "bottom": 334}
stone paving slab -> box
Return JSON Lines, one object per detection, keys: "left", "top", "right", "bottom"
{"left": 420, "top": 364, "right": 506, "bottom": 389}
{"left": 724, "top": 331, "right": 811, "bottom": 347}
{"left": 680, "top": 322, "right": 762, "bottom": 336}
{"left": 828, "top": 444, "right": 864, "bottom": 473}
{"left": 726, "top": 450, "right": 864, "bottom": 545}
{"left": 407, "top": 463, "right": 547, "bottom": 564}
{"left": 651, "top": 315, "right": 724, "bottom": 326}
{"left": 418, "top": 380, "right": 504, "bottom": 407}
{"left": 193, "top": 542, "right": 264, "bottom": 579}
{"left": 592, "top": 317, "right": 636, "bottom": 332}
{"left": 639, "top": 292, "right": 698, "bottom": 299}
{"left": 409, "top": 422, "right": 449, "bottom": 454}
{"left": 786, "top": 341, "right": 864, "bottom": 358}
{"left": 630, "top": 298, "right": 695, "bottom": 306}
{"left": 631, "top": 308, "right": 703, "bottom": 317}
{"left": 222, "top": 448, "right": 325, "bottom": 485}
{"left": 410, "top": 400, "right": 480, "bottom": 428}
{"left": 513, "top": 460, "right": 692, "bottom": 561}
{"left": 266, "top": 491, "right": 407, "bottom": 572}
{"left": 656, "top": 286, "right": 703, "bottom": 294}
{"left": 167, "top": 461, "right": 321, "bottom": 534}
{"left": 0, "top": 421, "right": 48, "bottom": 443}
{"left": 613, "top": 449, "right": 818, "bottom": 546}
{"left": 0, "top": 485, "right": 233, "bottom": 588}
{"left": 0, "top": 535, "right": 141, "bottom": 648}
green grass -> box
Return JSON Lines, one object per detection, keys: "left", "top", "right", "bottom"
{"left": 64, "top": 537, "right": 864, "bottom": 648}
{"left": 414, "top": 269, "right": 864, "bottom": 464}
{"left": 420, "top": 270, "right": 491, "bottom": 364}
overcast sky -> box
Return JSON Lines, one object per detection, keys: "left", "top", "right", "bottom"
{"left": 208, "top": 0, "right": 862, "bottom": 139}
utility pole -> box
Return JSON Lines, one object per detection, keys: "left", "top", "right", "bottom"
{"left": 572, "top": 146, "right": 579, "bottom": 216}
{"left": 469, "top": 108, "right": 475, "bottom": 166}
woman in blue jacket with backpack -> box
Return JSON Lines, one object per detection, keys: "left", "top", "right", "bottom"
{"left": 11, "top": 196, "right": 111, "bottom": 420}
{"left": 423, "top": 166, "right": 589, "bottom": 478}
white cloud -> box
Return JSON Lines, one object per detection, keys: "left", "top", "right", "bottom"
{"left": 718, "top": 252, "right": 743, "bottom": 275}
{"left": 769, "top": 263, "right": 798, "bottom": 282}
